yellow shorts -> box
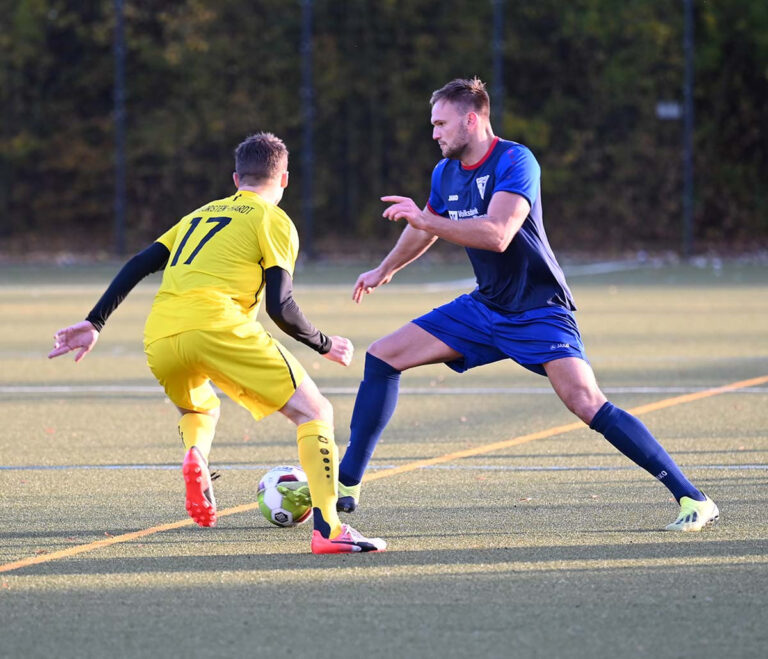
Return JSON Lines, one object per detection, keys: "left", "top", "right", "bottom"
{"left": 145, "top": 325, "right": 307, "bottom": 421}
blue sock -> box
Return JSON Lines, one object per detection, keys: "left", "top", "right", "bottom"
{"left": 338, "top": 353, "right": 401, "bottom": 486}
{"left": 589, "top": 402, "right": 704, "bottom": 502}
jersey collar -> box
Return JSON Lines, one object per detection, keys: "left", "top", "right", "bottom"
{"left": 460, "top": 137, "right": 500, "bottom": 171}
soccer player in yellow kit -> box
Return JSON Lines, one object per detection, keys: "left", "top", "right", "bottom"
{"left": 48, "top": 132, "right": 386, "bottom": 554}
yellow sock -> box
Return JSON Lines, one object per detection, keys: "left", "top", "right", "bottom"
{"left": 178, "top": 412, "right": 217, "bottom": 462}
{"left": 297, "top": 420, "right": 342, "bottom": 538}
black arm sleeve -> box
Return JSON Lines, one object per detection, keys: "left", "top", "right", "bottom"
{"left": 85, "top": 242, "right": 170, "bottom": 331}
{"left": 264, "top": 266, "right": 332, "bottom": 354}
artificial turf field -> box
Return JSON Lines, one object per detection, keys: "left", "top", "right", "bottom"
{"left": 1, "top": 260, "right": 767, "bottom": 659}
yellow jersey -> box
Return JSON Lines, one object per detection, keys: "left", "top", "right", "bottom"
{"left": 144, "top": 189, "right": 299, "bottom": 346}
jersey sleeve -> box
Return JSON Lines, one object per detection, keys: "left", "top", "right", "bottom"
{"left": 257, "top": 207, "right": 299, "bottom": 276}
{"left": 86, "top": 241, "right": 170, "bottom": 331}
{"left": 494, "top": 145, "right": 541, "bottom": 207}
{"left": 155, "top": 223, "right": 180, "bottom": 252}
{"left": 426, "top": 159, "right": 449, "bottom": 217}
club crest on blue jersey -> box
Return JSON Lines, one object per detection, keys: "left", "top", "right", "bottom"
{"left": 476, "top": 175, "right": 490, "bottom": 199}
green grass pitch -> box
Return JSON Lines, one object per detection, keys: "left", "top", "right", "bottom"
{"left": 1, "top": 261, "right": 767, "bottom": 658}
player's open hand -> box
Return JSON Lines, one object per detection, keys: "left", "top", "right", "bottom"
{"left": 381, "top": 195, "right": 427, "bottom": 231}
{"left": 352, "top": 267, "right": 392, "bottom": 304}
{"left": 322, "top": 335, "right": 354, "bottom": 367}
{"left": 48, "top": 321, "right": 99, "bottom": 362}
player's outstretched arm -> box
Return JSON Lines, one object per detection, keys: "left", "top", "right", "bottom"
{"left": 265, "top": 267, "right": 350, "bottom": 362}
{"left": 48, "top": 321, "right": 99, "bottom": 362}
{"left": 48, "top": 242, "right": 169, "bottom": 363}
{"left": 352, "top": 220, "right": 437, "bottom": 304}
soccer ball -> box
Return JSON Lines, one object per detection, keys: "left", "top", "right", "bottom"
{"left": 257, "top": 465, "right": 313, "bottom": 527}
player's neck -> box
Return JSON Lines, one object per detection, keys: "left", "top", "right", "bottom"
{"left": 237, "top": 184, "right": 281, "bottom": 205}
{"left": 460, "top": 132, "right": 497, "bottom": 168}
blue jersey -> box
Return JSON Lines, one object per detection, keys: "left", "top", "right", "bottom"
{"left": 427, "top": 137, "right": 575, "bottom": 313}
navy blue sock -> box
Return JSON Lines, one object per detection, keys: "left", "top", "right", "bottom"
{"left": 589, "top": 402, "right": 704, "bottom": 502}
{"left": 338, "top": 353, "right": 401, "bottom": 486}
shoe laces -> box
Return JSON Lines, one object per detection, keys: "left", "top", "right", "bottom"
{"left": 341, "top": 524, "right": 364, "bottom": 541}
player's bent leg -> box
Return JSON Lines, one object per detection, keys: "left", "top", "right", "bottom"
{"left": 177, "top": 409, "right": 220, "bottom": 527}
{"left": 545, "top": 357, "right": 710, "bottom": 515}
{"left": 337, "top": 352, "right": 400, "bottom": 512}
{"left": 337, "top": 324, "right": 462, "bottom": 513}
{"left": 543, "top": 357, "right": 606, "bottom": 423}
{"left": 296, "top": 418, "right": 343, "bottom": 538}
{"left": 280, "top": 380, "right": 387, "bottom": 553}
{"left": 147, "top": 335, "right": 222, "bottom": 528}
{"left": 368, "top": 322, "right": 463, "bottom": 372}
{"left": 278, "top": 375, "right": 333, "bottom": 426}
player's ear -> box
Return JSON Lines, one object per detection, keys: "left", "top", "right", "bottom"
{"left": 233, "top": 172, "right": 240, "bottom": 188}
{"left": 466, "top": 112, "right": 478, "bottom": 129}
{"left": 280, "top": 171, "right": 289, "bottom": 189}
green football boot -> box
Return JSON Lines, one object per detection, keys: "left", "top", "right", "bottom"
{"left": 279, "top": 480, "right": 362, "bottom": 513}
{"left": 337, "top": 481, "right": 361, "bottom": 513}
{"left": 665, "top": 494, "right": 719, "bottom": 531}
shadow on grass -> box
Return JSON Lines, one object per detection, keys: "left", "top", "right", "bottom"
{"left": 10, "top": 536, "right": 766, "bottom": 577}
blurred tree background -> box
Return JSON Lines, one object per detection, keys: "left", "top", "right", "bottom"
{"left": 0, "top": 0, "right": 766, "bottom": 258}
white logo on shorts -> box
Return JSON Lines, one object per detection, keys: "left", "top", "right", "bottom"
{"left": 550, "top": 343, "right": 571, "bottom": 350}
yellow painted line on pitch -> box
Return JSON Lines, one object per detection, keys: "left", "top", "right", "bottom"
{"left": 2, "top": 373, "right": 767, "bottom": 575}
{"left": 0, "top": 518, "right": 194, "bottom": 574}
{"left": 362, "top": 373, "right": 768, "bottom": 484}
{"left": 0, "top": 502, "right": 263, "bottom": 575}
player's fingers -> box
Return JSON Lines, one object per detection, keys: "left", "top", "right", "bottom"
{"left": 354, "top": 280, "right": 376, "bottom": 302}
{"left": 338, "top": 348, "right": 353, "bottom": 367}
{"left": 47, "top": 345, "right": 71, "bottom": 359}
{"left": 74, "top": 346, "right": 90, "bottom": 363}
{"left": 381, "top": 195, "right": 407, "bottom": 203}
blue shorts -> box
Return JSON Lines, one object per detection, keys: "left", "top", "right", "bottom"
{"left": 412, "top": 294, "right": 587, "bottom": 376}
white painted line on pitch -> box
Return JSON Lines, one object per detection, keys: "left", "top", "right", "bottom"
{"left": 0, "top": 260, "right": 647, "bottom": 295}
{"left": 3, "top": 384, "right": 768, "bottom": 396}
{"left": 419, "top": 261, "right": 648, "bottom": 291}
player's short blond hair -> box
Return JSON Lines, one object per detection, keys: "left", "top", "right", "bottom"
{"left": 430, "top": 77, "right": 490, "bottom": 117}
{"left": 235, "top": 132, "right": 288, "bottom": 184}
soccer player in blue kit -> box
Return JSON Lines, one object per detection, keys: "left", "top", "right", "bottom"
{"left": 338, "top": 77, "right": 718, "bottom": 532}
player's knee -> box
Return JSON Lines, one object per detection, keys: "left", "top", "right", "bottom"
{"left": 367, "top": 337, "right": 395, "bottom": 362}
{"left": 367, "top": 338, "right": 410, "bottom": 372}
{"left": 177, "top": 406, "right": 220, "bottom": 423}
{"left": 314, "top": 395, "right": 334, "bottom": 425}
{"left": 562, "top": 389, "right": 604, "bottom": 423}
